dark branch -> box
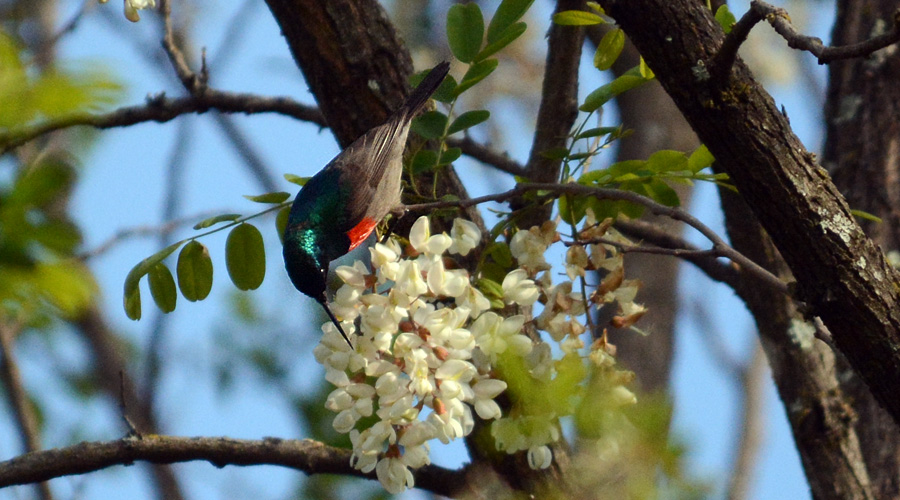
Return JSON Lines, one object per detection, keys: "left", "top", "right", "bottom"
{"left": 714, "top": 0, "right": 900, "bottom": 81}
{"left": 0, "top": 436, "right": 465, "bottom": 497}
{"left": 447, "top": 136, "right": 528, "bottom": 177}
{"left": 613, "top": 219, "right": 744, "bottom": 289}
{"left": 0, "top": 91, "right": 326, "bottom": 153}
{"left": 404, "top": 182, "right": 788, "bottom": 295}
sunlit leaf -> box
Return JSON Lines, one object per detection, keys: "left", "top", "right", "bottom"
{"left": 594, "top": 28, "right": 625, "bottom": 70}
{"left": 284, "top": 173, "right": 310, "bottom": 186}
{"left": 243, "top": 191, "right": 291, "bottom": 204}
{"left": 715, "top": 5, "right": 737, "bottom": 34}
{"left": 687, "top": 144, "right": 715, "bottom": 172}
{"left": 553, "top": 10, "right": 605, "bottom": 26}
{"left": 581, "top": 66, "right": 653, "bottom": 112}
{"left": 193, "top": 213, "right": 242, "bottom": 230}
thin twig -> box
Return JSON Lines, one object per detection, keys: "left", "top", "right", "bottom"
{"left": 447, "top": 136, "right": 528, "bottom": 177}
{"left": 614, "top": 218, "right": 743, "bottom": 289}
{"left": 158, "top": 0, "right": 201, "bottom": 93}
{"left": 78, "top": 209, "right": 223, "bottom": 260}
{"left": 211, "top": 112, "right": 279, "bottom": 192}
{"left": 118, "top": 371, "right": 141, "bottom": 437}
{"left": 714, "top": 0, "right": 900, "bottom": 81}
{"left": 0, "top": 91, "right": 326, "bottom": 153}
{"left": 405, "top": 182, "right": 789, "bottom": 295}
{"left": 0, "top": 321, "right": 54, "bottom": 500}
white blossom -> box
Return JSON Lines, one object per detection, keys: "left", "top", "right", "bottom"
{"left": 502, "top": 269, "right": 539, "bottom": 306}
{"left": 449, "top": 218, "right": 481, "bottom": 256}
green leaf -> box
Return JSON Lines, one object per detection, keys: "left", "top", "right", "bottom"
{"left": 124, "top": 276, "right": 142, "bottom": 320}
{"left": 177, "top": 240, "right": 213, "bottom": 302}
{"left": 410, "top": 111, "right": 449, "bottom": 140}
{"left": 487, "top": 0, "right": 534, "bottom": 43}
{"left": 639, "top": 57, "right": 654, "bottom": 79}
{"left": 644, "top": 178, "right": 681, "bottom": 207}
{"left": 687, "top": 144, "right": 715, "bottom": 172}
{"left": 574, "top": 126, "right": 620, "bottom": 141}
{"left": 438, "top": 147, "right": 462, "bottom": 166}
{"left": 485, "top": 242, "right": 514, "bottom": 268}
{"left": 283, "top": 173, "right": 310, "bottom": 186}
{"left": 540, "top": 147, "right": 570, "bottom": 160}
{"left": 193, "top": 213, "right": 242, "bottom": 230}
{"left": 432, "top": 75, "right": 459, "bottom": 103}
{"left": 448, "top": 110, "right": 491, "bottom": 135}
{"left": 552, "top": 10, "right": 605, "bottom": 26}
{"left": 243, "top": 191, "right": 291, "bottom": 204}
{"left": 646, "top": 150, "right": 688, "bottom": 173}
{"left": 558, "top": 194, "right": 588, "bottom": 225}
{"left": 851, "top": 209, "right": 883, "bottom": 223}
{"left": 148, "top": 263, "right": 177, "bottom": 313}
{"left": 453, "top": 58, "right": 499, "bottom": 97}
{"left": 124, "top": 241, "right": 183, "bottom": 300}
{"left": 715, "top": 5, "right": 737, "bottom": 34}
{"left": 276, "top": 206, "right": 290, "bottom": 244}
{"left": 411, "top": 149, "right": 439, "bottom": 174}
{"left": 225, "top": 223, "right": 266, "bottom": 291}
{"left": 594, "top": 28, "right": 625, "bottom": 70}
{"left": 10, "top": 160, "right": 75, "bottom": 207}
{"left": 475, "top": 22, "right": 527, "bottom": 62}
{"left": 447, "top": 3, "right": 485, "bottom": 63}
{"left": 476, "top": 277, "right": 505, "bottom": 299}
{"left": 581, "top": 66, "right": 652, "bottom": 112}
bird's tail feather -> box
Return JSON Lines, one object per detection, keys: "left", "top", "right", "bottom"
{"left": 399, "top": 61, "right": 450, "bottom": 118}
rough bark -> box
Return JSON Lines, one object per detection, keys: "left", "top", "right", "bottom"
{"left": 824, "top": 0, "right": 900, "bottom": 497}
{"left": 262, "top": 0, "right": 484, "bottom": 234}
{"left": 598, "top": 0, "right": 900, "bottom": 428}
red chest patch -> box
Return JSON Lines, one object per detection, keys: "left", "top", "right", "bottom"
{"left": 346, "top": 217, "right": 379, "bottom": 251}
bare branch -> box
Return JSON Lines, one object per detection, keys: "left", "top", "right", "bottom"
{"left": 405, "top": 182, "right": 789, "bottom": 295}
{"left": 79, "top": 209, "right": 223, "bottom": 260}
{"left": 447, "top": 136, "right": 528, "bottom": 177}
{"left": 714, "top": 0, "right": 900, "bottom": 80}
{"left": 0, "top": 436, "right": 466, "bottom": 497}
{"left": 615, "top": 219, "right": 742, "bottom": 289}
{"left": 158, "top": 0, "right": 203, "bottom": 93}
{"left": 0, "top": 91, "right": 326, "bottom": 153}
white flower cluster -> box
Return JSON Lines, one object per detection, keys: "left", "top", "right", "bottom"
{"left": 99, "top": 0, "right": 156, "bottom": 23}
{"left": 313, "top": 214, "right": 641, "bottom": 493}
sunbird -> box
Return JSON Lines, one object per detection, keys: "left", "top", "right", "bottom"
{"left": 283, "top": 61, "right": 450, "bottom": 346}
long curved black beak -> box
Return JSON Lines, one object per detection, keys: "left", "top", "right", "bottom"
{"left": 317, "top": 296, "right": 353, "bottom": 348}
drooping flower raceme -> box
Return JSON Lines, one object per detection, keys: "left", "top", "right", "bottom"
{"left": 313, "top": 215, "right": 642, "bottom": 493}
{"left": 99, "top": 0, "right": 156, "bottom": 22}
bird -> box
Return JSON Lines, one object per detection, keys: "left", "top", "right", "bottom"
{"left": 283, "top": 61, "right": 450, "bottom": 347}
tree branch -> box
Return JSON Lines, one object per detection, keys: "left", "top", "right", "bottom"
{"left": 0, "top": 435, "right": 465, "bottom": 497}
{"left": 0, "top": 91, "right": 326, "bottom": 153}
{"left": 713, "top": 0, "right": 900, "bottom": 81}
{"left": 405, "top": 182, "right": 788, "bottom": 295}
{"left": 600, "top": 0, "right": 900, "bottom": 427}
